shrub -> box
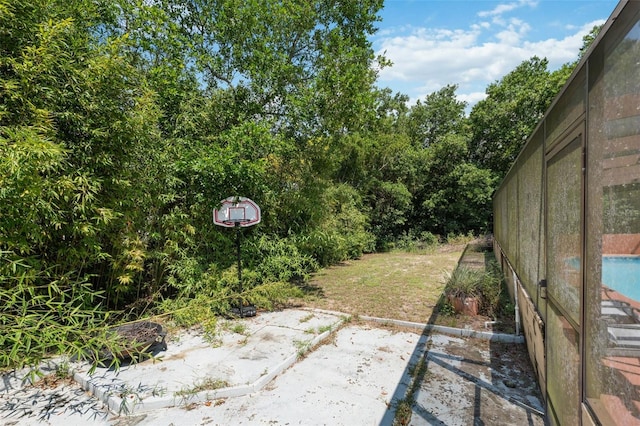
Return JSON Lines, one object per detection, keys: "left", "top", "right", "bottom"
{"left": 249, "top": 235, "right": 319, "bottom": 284}
{"left": 443, "top": 266, "right": 485, "bottom": 298}
{"left": 441, "top": 263, "right": 504, "bottom": 318}
{"left": 483, "top": 260, "right": 509, "bottom": 318}
{"left": 0, "top": 260, "right": 147, "bottom": 373}
{"left": 368, "top": 180, "right": 413, "bottom": 247}
{"left": 294, "top": 184, "right": 376, "bottom": 266}
{"left": 446, "top": 231, "right": 477, "bottom": 245}
{"left": 158, "top": 266, "right": 303, "bottom": 341}
{"left": 392, "top": 230, "right": 440, "bottom": 252}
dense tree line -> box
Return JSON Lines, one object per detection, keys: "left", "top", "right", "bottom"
{"left": 0, "top": 0, "right": 596, "bottom": 368}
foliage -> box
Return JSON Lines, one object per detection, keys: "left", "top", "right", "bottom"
{"left": 577, "top": 25, "right": 603, "bottom": 62}
{"left": 407, "top": 133, "right": 496, "bottom": 235}
{"left": 440, "top": 261, "right": 504, "bottom": 318}
{"left": 0, "top": 254, "right": 137, "bottom": 373}
{"left": 466, "top": 30, "right": 598, "bottom": 181}
{"left": 0, "top": 0, "right": 167, "bottom": 311}
{"left": 422, "top": 161, "right": 497, "bottom": 235}
{"left": 0, "top": 0, "right": 597, "bottom": 371}
{"left": 294, "top": 184, "right": 376, "bottom": 265}
{"left": 483, "top": 259, "right": 510, "bottom": 318}
{"left": 468, "top": 56, "right": 569, "bottom": 178}
{"left": 406, "top": 84, "right": 468, "bottom": 148}
{"left": 443, "top": 267, "right": 485, "bottom": 298}
{"left": 159, "top": 276, "right": 303, "bottom": 341}
{"left": 367, "top": 180, "right": 413, "bottom": 248}
{"left": 249, "top": 235, "right": 319, "bottom": 284}
{"left": 387, "top": 230, "right": 439, "bottom": 253}
{"left": 445, "top": 232, "right": 478, "bottom": 246}
{"left": 175, "top": 377, "right": 230, "bottom": 399}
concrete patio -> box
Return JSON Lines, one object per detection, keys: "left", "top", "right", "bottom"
{"left": 0, "top": 308, "right": 544, "bottom": 425}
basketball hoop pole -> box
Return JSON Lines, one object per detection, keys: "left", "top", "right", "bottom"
{"left": 235, "top": 222, "right": 243, "bottom": 318}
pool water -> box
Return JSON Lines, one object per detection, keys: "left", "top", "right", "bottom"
{"left": 602, "top": 256, "right": 640, "bottom": 301}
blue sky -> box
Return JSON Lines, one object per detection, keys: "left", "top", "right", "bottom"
{"left": 372, "top": 0, "right": 619, "bottom": 108}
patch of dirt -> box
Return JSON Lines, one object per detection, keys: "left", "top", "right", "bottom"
{"left": 32, "top": 375, "right": 75, "bottom": 390}
{"left": 432, "top": 310, "right": 516, "bottom": 334}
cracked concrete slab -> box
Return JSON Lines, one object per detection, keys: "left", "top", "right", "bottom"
{"left": 0, "top": 309, "right": 544, "bottom": 425}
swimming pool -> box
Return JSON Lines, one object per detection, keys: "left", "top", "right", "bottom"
{"left": 602, "top": 256, "right": 640, "bottom": 301}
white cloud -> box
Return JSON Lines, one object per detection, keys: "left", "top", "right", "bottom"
{"left": 458, "top": 91, "right": 488, "bottom": 106}
{"left": 478, "top": 0, "right": 538, "bottom": 18}
{"left": 495, "top": 18, "right": 531, "bottom": 45}
{"left": 375, "top": 11, "right": 605, "bottom": 110}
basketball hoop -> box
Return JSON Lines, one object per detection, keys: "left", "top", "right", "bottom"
{"left": 213, "top": 196, "right": 261, "bottom": 228}
{"left": 213, "top": 196, "right": 261, "bottom": 318}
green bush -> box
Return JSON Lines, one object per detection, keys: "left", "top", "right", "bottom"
{"left": 443, "top": 266, "right": 485, "bottom": 298}
{"left": 435, "top": 295, "right": 456, "bottom": 317}
{"left": 446, "top": 231, "right": 477, "bottom": 245}
{"left": 483, "top": 260, "right": 509, "bottom": 318}
{"left": 323, "top": 184, "right": 376, "bottom": 260}
{"left": 0, "top": 258, "right": 146, "bottom": 373}
{"left": 294, "top": 184, "right": 376, "bottom": 266}
{"left": 158, "top": 264, "right": 303, "bottom": 341}
{"left": 368, "top": 180, "right": 413, "bottom": 247}
{"left": 441, "top": 263, "right": 504, "bottom": 318}
{"left": 249, "top": 235, "right": 319, "bottom": 284}
{"left": 294, "top": 230, "right": 346, "bottom": 266}
{"left": 391, "top": 230, "right": 440, "bottom": 252}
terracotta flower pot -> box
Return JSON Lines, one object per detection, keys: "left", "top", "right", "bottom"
{"left": 447, "top": 294, "right": 480, "bottom": 316}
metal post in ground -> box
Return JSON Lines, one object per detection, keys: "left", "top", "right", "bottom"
{"left": 236, "top": 223, "right": 242, "bottom": 317}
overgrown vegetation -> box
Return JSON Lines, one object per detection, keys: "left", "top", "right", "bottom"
{"left": 0, "top": 0, "right": 599, "bottom": 372}
{"left": 438, "top": 259, "right": 507, "bottom": 319}
{"left": 0, "top": 260, "right": 151, "bottom": 373}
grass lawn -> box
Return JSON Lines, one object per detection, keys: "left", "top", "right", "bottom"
{"left": 295, "top": 245, "right": 465, "bottom": 324}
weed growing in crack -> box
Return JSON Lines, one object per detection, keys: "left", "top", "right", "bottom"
{"left": 394, "top": 398, "right": 413, "bottom": 426}
{"left": 299, "top": 313, "right": 315, "bottom": 323}
{"left": 293, "top": 339, "right": 312, "bottom": 357}
{"left": 231, "top": 322, "right": 247, "bottom": 335}
{"left": 317, "top": 324, "right": 333, "bottom": 334}
{"left": 174, "top": 377, "right": 230, "bottom": 405}
{"left": 54, "top": 359, "right": 73, "bottom": 379}
{"left": 117, "top": 385, "right": 143, "bottom": 415}
{"left": 393, "top": 355, "right": 428, "bottom": 425}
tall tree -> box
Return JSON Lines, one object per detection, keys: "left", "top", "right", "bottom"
{"left": 468, "top": 26, "right": 602, "bottom": 180}
{"left": 419, "top": 135, "right": 496, "bottom": 234}
{"left": 468, "top": 57, "right": 565, "bottom": 177}
{"left": 406, "top": 84, "right": 468, "bottom": 148}
{"left": 123, "top": 0, "right": 385, "bottom": 140}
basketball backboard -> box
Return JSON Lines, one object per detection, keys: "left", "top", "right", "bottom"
{"left": 213, "top": 196, "right": 261, "bottom": 228}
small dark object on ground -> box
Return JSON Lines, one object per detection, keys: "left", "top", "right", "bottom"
{"left": 99, "top": 321, "right": 167, "bottom": 366}
{"left": 230, "top": 305, "right": 257, "bottom": 318}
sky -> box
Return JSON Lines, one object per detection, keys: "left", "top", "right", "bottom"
{"left": 372, "top": 0, "right": 620, "bottom": 108}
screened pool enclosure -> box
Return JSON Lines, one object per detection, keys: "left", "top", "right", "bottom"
{"left": 492, "top": 1, "right": 640, "bottom": 424}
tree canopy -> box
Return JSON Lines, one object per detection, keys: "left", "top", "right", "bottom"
{"left": 467, "top": 56, "right": 569, "bottom": 176}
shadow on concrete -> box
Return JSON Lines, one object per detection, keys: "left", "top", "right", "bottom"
{"left": 378, "top": 240, "right": 545, "bottom": 425}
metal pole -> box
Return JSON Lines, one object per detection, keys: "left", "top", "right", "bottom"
{"left": 236, "top": 223, "right": 242, "bottom": 317}
{"left": 513, "top": 270, "right": 520, "bottom": 336}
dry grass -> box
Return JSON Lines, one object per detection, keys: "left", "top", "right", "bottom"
{"left": 295, "top": 246, "right": 464, "bottom": 324}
